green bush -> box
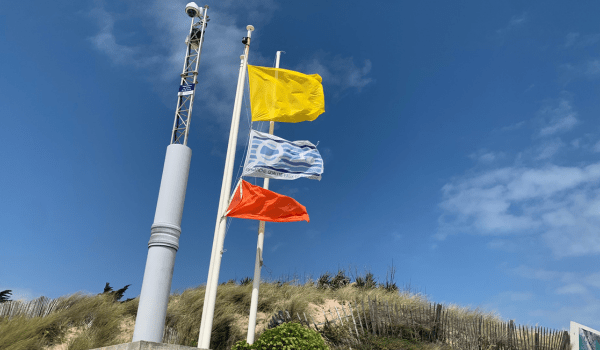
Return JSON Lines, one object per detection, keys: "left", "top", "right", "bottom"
{"left": 232, "top": 322, "right": 329, "bottom": 350}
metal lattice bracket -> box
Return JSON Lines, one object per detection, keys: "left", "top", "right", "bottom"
{"left": 170, "top": 8, "right": 209, "bottom": 146}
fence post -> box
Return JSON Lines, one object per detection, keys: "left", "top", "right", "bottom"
{"left": 534, "top": 329, "right": 539, "bottom": 350}
{"left": 341, "top": 306, "right": 353, "bottom": 335}
{"left": 351, "top": 301, "right": 364, "bottom": 335}
{"left": 385, "top": 301, "right": 393, "bottom": 337}
{"left": 432, "top": 303, "right": 442, "bottom": 342}
{"left": 310, "top": 315, "right": 320, "bottom": 331}
{"left": 334, "top": 306, "right": 344, "bottom": 326}
{"left": 508, "top": 320, "right": 514, "bottom": 350}
{"left": 361, "top": 299, "right": 370, "bottom": 335}
{"left": 347, "top": 304, "right": 360, "bottom": 338}
{"left": 368, "top": 297, "right": 376, "bottom": 336}
{"left": 323, "top": 310, "right": 330, "bottom": 326}
{"left": 560, "top": 330, "right": 569, "bottom": 350}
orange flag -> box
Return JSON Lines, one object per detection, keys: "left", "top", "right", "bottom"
{"left": 225, "top": 180, "right": 309, "bottom": 223}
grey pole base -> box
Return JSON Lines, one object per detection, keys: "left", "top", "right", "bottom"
{"left": 89, "top": 341, "right": 211, "bottom": 350}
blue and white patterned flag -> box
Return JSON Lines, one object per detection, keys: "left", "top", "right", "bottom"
{"left": 242, "top": 130, "right": 323, "bottom": 181}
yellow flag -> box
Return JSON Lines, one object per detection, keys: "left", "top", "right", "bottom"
{"left": 247, "top": 65, "right": 325, "bottom": 123}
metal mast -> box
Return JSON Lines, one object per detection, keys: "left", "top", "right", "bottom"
{"left": 171, "top": 5, "right": 210, "bottom": 146}
{"left": 132, "top": 3, "right": 209, "bottom": 343}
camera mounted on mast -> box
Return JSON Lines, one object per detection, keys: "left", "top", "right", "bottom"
{"left": 184, "top": 2, "right": 209, "bottom": 50}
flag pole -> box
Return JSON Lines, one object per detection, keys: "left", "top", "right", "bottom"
{"left": 246, "top": 50, "right": 283, "bottom": 345}
{"left": 197, "top": 25, "right": 254, "bottom": 350}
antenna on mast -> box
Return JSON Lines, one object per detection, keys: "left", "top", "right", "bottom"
{"left": 171, "top": 3, "right": 210, "bottom": 146}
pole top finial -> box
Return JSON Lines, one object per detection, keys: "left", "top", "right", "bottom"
{"left": 247, "top": 25, "right": 255, "bottom": 31}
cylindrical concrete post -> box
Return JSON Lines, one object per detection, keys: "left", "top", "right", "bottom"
{"left": 132, "top": 144, "right": 192, "bottom": 343}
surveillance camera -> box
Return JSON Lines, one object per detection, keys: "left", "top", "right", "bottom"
{"left": 185, "top": 2, "right": 202, "bottom": 17}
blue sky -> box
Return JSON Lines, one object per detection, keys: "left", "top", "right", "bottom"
{"left": 1, "top": 0, "right": 600, "bottom": 332}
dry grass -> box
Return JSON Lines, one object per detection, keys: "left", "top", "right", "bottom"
{"left": 0, "top": 278, "right": 521, "bottom": 350}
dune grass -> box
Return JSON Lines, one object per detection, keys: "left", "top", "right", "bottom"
{"left": 0, "top": 270, "right": 507, "bottom": 350}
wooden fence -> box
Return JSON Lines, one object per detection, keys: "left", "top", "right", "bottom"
{"left": 0, "top": 296, "right": 180, "bottom": 344}
{"left": 270, "top": 297, "right": 571, "bottom": 350}
{"left": 0, "top": 296, "right": 72, "bottom": 320}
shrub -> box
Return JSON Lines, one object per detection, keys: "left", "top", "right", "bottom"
{"left": 330, "top": 270, "right": 350, "bottom": 290}
{"left": 232, "top": 322, "right": 329, "bottom": 350}
{"left": 355, "top": 272, "right": 377, "bottom": 289}
{"left": 317, "top": 272, "right": 332, "bottom": 290}
{"left": 0, "top": 290, "right": 11, "bottom": 303}
{"left": 240, "top": 277, "right": 253, "bottom": 286}
{"left": 317, "top": 270, "right": 350, "bottom": 290}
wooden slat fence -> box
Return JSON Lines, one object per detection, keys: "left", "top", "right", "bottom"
{"left": 0, "top": 296, "right": 75, "bottom": 320}
{"left": 0, "top": 296, "right": 181, "bottom": 344}
{"left": 270, "top": 298, "right": 570, "bottom": 350}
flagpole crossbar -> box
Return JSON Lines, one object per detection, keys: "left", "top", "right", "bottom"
{"left": 170, "top": 7, "right": 209, "bottom": 146}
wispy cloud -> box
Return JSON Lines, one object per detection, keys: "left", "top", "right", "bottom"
{"left": 537, "top": 98, "right": 578, "bottom": 137}
{"left": 555, "top": 283, "right": 588, "bottom": 295}
{"left": 469, "top": 149, "right": 503, "bottom": 163}
{"left": 564, "top": 32, "right": 600, "bottom": 49}
{"left": 511, "top": 265, "right": 575, "bottom": 283}
{"left": 496, "top": 13, "right": 527, "bottom": 37}
{"left": 559, "top": 58, "right": 600, "bottom": 81}
{"left": 534, "top": 138, "right": 564, "bottom": 160}
{"left": 271, "top": 242, "right": 283, "bottom": 252}
{"left": 437, "top": 95, "right": 600, "bottom": 258}
{"left": 484, "top": 267, "right": 600, "bottom": 327}
{"left": 439, "top": 162, "right": 600, "bottom": 257}
{"left": 295, "top": 53, "right": 373, "bottom": 100}
{"left": 87, "top": 5, "right": 158, "bottom": 67}
{"left": 499, "top": 121, "right": 526, "bottom": 132}
{"left": 88, "top": 0, "right": 373, "bottom": 134}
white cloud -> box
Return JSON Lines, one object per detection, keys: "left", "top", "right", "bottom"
{"left": 504, "top": 291, "right": 535, "bottom": 302}
{"left": 534, "top": 138, "right": 564, "bottom": 160}
{"left": 469, "top": 149, "right": 503, "bottom": 163}
{"left": 500, "top": 121, "right": 525, "bottom": 132}
{"left": 496, "top": 13, "right": 527, "bottom": 36}
{"left": 500, "top": 120, "right": 525, "bottom": 131}
{"left": 564, "top": 32, "right": 600, "bottom": 49}
{"left": 585, "top": 273, "right": 600, "bottom": 289}
{"left": 586, "top": 60, "right": 600, "bottom": 76}
{"left": 537, "top": 98, "right": 578, "bottom": 137}
{"left": 295, "top": 53, "right": 373, "bottom": 99}
{"left": 271, "top": 242, "right": 283, "bottom": 252}
{"left": 559, "top": 58, "right": 600, "bottom": 80}
{"left": 555, "top": 283, "right": 588, "bottom": 295}
{"left": 87, "top": 6, "right": 154, "bottom": 66}
{"left": 88, "top": 0, "right": 373, "bottom": 132}
{"left": 439, "top": 162, "right": 600, "bottom": 257}
{"left": 510, "top": 266, "right": 599, "bottom": 296}
{"left": 502, "top": 265, "right": 600, "bottom": 328}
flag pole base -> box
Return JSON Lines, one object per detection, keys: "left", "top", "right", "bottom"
{"left": 89, "top": 340, "right": 210, "bottom": 350}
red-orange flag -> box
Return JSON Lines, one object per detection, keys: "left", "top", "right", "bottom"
{"left": 225, "top": 180, "right": 310, "bottom": 223}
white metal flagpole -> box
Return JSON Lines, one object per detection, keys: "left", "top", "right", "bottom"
{"left": 197, "top": 25, "right": 254, "bottom": 350}
{"left": 197, "top": 41, "right": 246, "bottom": 349}
{"left": 246, "top": 50, "right": 283, "bottom": 344}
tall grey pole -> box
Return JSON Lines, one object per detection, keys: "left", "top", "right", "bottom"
{"left": 132, "top": 4, "right": 209, "bottom": 343}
